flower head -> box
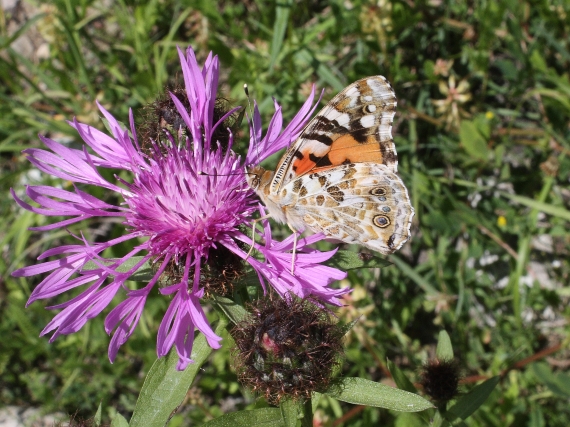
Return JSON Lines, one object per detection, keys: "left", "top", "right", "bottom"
{"left": 231, "top": 295, "right": 345, "bottom": 404}
{"left": 432, "top": 75, "right": 471, "bottom": 130}
{"left": 12, "top": 47, "right": 348, "bottom": 370}
{"left": 419, "top": 358, "right": 462, "bottom": 402}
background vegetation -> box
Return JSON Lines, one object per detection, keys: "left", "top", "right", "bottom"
{"left": 1, "top": 0, "right": 569, "bottom": 425}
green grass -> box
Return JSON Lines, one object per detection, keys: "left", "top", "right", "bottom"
{"left": 1, "top": 0, "right": 569, "bottom": 425}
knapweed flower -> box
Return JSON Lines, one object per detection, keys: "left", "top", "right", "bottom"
{"left": 11, "top": 47, "right": 349, "bottom": 370}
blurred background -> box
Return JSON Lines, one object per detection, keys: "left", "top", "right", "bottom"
{"left": 1, "top": 0, "right": 569, "bottom": 425}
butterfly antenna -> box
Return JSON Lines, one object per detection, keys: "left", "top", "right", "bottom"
{"left": 243, "top": 84, "right": 264, "bottom": 257}
{"left": 244, "top": 84, "right": 261, "bottom": 164}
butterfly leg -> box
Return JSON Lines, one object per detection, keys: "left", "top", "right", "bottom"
{"left": 288, "top": 224, "right": 298, "bottom": 275}
{"left": 245, "top": 214, "right": 271, "bottom": 261}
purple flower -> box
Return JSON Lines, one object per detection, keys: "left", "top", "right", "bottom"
{"left": 11, "top": 46, "right": 348, "bottom": 370}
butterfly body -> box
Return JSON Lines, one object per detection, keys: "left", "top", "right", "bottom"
{"left": 247, "top": 76, "right": 414, "bottom": 254}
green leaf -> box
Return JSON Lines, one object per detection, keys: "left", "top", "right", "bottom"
{"left": 269, "top": 0, "right": 293, "bottom": 69}
{"left": 436, "top": 330, "right": 454, "bottom": 360}
{"left": 387, "top": 359, "right": 418, "bottom": 394}
{"left": 325, "top": 377, "right": 434, "bottom": 412}
{"left": 499, "top": 192, "right": 570, "bottom": 221}
{"left": 211, "top": 295, "right": 248, "bottom": 325}
{"left": 312, "top": 392, "right": 322, "bottom": 414}
{"left": 395, "top": 412, "right": 427, "bottom": 427}
{"left": 110, "top": 413, "right": 129, "bottom": 427}
{"left": 201, "top": 408, "right": 285, "bottom": 427}
{"left": 93, "top": 403, "right": 102, "bottom": 427}
{"left": 280, "top": 398, "right": 301, "bottom": 427}
{"left": 446, "top": 377, "right": 499, "bottom": 422}
{"left": 82, "top": 256, "right": 154, "bottom": 282}
{"left": 101, "top": 116, "right": 131, "bottom": 136}
{"left": 129, "top": 318, "right": 229, "bottom": 427}
{"left": 389, "top": 255, "right": 439, "bottom": 296}
{"left": 338, "top": 319, "right": 359, "bottom": 337}
{"left": 327, "top": 250, "right": 392, "bottom": 270}
{"left": 459, "top": 120, "right": 488, "bottom": 161}
{"left": 1, "top": 13, "right": 46, "bottom": 49}
{"left": 532, "top": 362, "right": 570, "bottom": 397}
{"left": 528, "top": 88, "right": 570, "bottom": 112}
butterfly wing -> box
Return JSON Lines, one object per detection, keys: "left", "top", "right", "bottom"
{"left": 270, "top": 76, "right": 398, "bottom": 193}
{"left": 286, "top": 162, "right": 414, "bottom": 254}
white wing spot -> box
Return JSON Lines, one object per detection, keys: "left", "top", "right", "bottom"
{"left": 364, "top": 95, "right": 373, "bottom": 101}
{"left": 345, "top": 86, "right": 359, "bottom": 96}
{"left": 366, "top": 104, "right": 377, "bottom": 113}
{"left": 360, "top": 115, "right": 375, "bottom": 128}
{"left": 326, "top": 110, "right": 351, "bottom": 127}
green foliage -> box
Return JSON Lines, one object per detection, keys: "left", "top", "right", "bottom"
{"left": 2, "top": 0, "right": 569, "bottom": 425}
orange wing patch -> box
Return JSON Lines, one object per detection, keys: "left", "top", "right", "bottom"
{"left": 328, "top": 135, "right": 384, "bottom": 165}
{"left": 291, "top": 150, "right": 319, "bottom": 175}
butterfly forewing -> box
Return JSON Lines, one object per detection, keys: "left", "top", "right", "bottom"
{"left": 271, "top": 76, "right": 398, "bottom": 194}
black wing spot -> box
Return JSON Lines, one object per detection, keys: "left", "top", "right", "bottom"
{"left": 305, "top": 132, "right": 333, "bottom": 146}
{"left": 351, "top": 127, "right": 370, "bottom": 143}
{"left": 387, "top": 234, "right": 396, "bottom": 248}
{"left": 370, "top": 187, "right": 387, "bottom": 196}
{"left": 294, "top": 151, "right": 304, "bottom": 159}
{"left": 310, "top": 153, "right": 332, "bottom": 167}
{"left": 382, "top": 149, "right": 397, "bottom": 165}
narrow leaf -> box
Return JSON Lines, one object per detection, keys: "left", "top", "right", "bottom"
{"left": 2, "top": 13, "right": 46, "bottom": 48}
{"left": 499, "top": 192, "right": 570, "bottom": 221}
{"left": 201, "top": 408, "right": 284, "bottom": 427}
{"left": 129, "top": 318, "right": 228, "bottom": 427}
{"left": 446, "top": 376, "right": 499, "bottom": 422}
{"left": 211, "top": 295, "right": 248, "bottom": 325}
{"left": 326, "top": 377, "right": 434, "bottom": 412}
{"left": 93, "top": 403, "right": 102, "bottom": 427}
{"left": 82, "top": 256, "right": 154, "bottom": 282}
{"left": 327, "top": 250, "right": 392, "bottom": 270}
{"left": 436, "top": 330, "right": 454, "bottom": 360}
{"left": 387, "top": 359, "right": 418, "bottom": 394}
{"left": 338, "top": 319, "right": 359, "bottom": 337}
{"left": 269, "top": 0, "right": 293, "bottom": 69}
{"left": 389, "top": 255, "right": 439, "bottom": 296}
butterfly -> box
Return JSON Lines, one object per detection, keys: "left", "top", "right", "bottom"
{"left": 246, "top": 76, "right": 414, "bottom": 260}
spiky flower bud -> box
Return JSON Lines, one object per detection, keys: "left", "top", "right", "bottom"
{"left": 138, "top": 86, "right": 238, "bottom": 150}
{"left": 231, "top": 296, "right": 344, "bottom": 404}
{"left": 419, "top": 358, "right": 461, "bottom": 402}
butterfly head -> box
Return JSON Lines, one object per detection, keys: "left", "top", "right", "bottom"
{"left": 245, "top": 165, "right": 273, "bottom": 195}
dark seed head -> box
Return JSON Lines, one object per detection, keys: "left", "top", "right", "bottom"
{"left": 419, "top": 358, "right": 461, "bottom": 402}
{"left": 231, "top": 295, "right": 344, "bottom": 404}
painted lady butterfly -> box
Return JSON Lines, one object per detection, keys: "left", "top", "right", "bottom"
{"left": 247, "top": 76, "right": 414, "bottom": 256}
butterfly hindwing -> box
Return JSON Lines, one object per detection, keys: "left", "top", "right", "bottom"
{"left": 284, "top": 162, "right": 413, "bottom": 254}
